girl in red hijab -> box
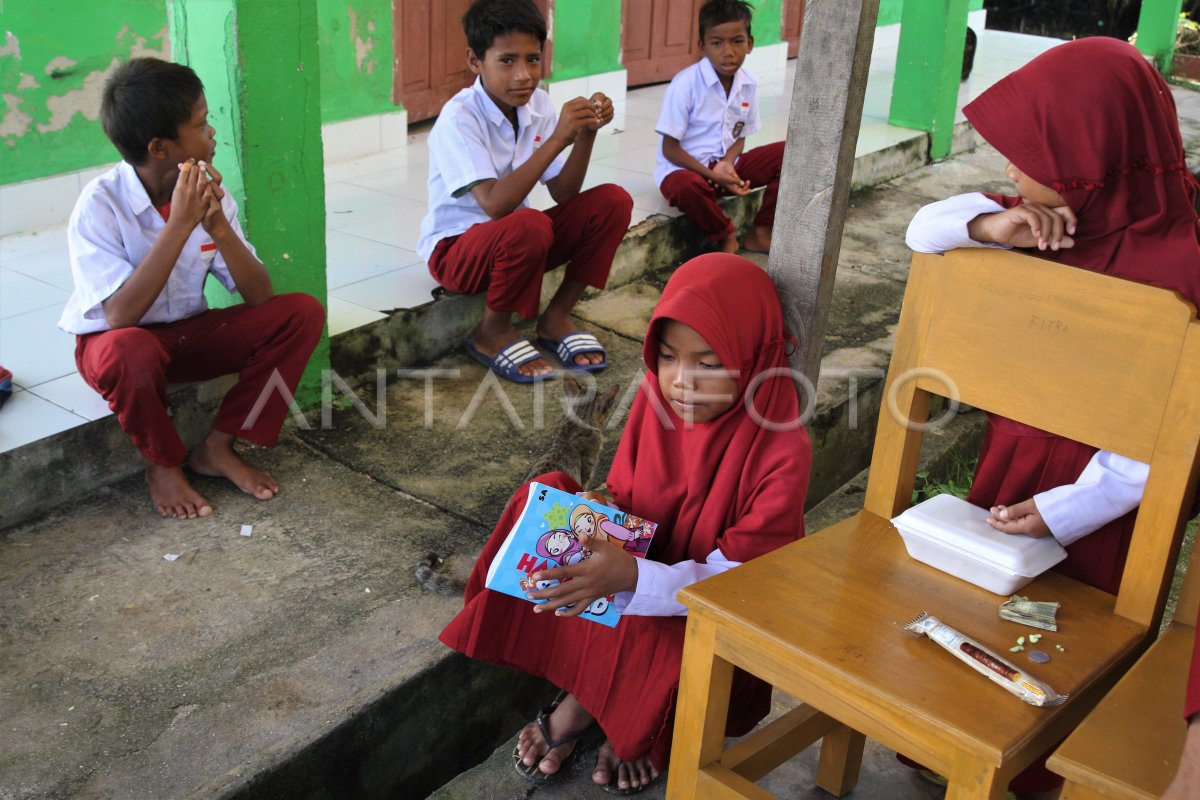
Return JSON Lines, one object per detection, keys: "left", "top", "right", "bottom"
{"left": 439, "top": 253, "right": 812, "bottom": 794}
{"left": 905, "top": 37, "right": 1200, "bottom": 796}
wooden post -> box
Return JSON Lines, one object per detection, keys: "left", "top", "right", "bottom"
{"left": 1135, "top": 0, "right": 1185, "bottom": 72}
{"left": 768, "top": 0, "right": 880, "bottom": 398}
{"left": 889, "top": 0, "right": 969, "bottom": 160}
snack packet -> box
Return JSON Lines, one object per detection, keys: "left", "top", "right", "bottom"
{"left": 904, "top": 611, "right": 1068, "bottom": 707}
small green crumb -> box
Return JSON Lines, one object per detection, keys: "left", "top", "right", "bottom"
{"left": 1017, "top": 636, "right": 1025, "bottom": 645}
{"left": 1055, "top": 644, "right": 1065, "bottom": 652}
{"left": 1009, "top": 645, "right": 1024, "bottom": 652}
{"left": 1029, "top": 634, "right": 1041, "bottom": 643}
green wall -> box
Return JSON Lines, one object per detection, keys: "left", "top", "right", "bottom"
{"left": 316, "top": 0, "right": 394, "bottom": 123}
{"left": 0, "top": 0, "right": 169, "bottom": 185}
{"left": 752, "top": 0, "right": 784, "bottom": 45}
{"left": 548, "top": 0, "right": 622, "bottom": 82}
{"left": 0, "top": 0, "right": 395, "bottom": 186}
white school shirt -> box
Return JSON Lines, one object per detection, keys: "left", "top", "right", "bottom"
{"left": 59, "top": 160, "right": 248, "bottom": 335}
{"left": 654, "top": 58, "right": 761, "bottom": 188}
{"left": 905, "top": 192, "right": 1149, "bottom": 545}
{"left": 612, "top": 547, "right": 739, "bottom": 617}
{"left": 416, "top": 78, "right": 568, "bottom": 262}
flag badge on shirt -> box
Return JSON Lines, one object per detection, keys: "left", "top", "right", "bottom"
{"left": 534, "top": 135, "right": 542, "bottom": 144}
{"left": 200, "top": 243, "right": 218, "bottom": 254}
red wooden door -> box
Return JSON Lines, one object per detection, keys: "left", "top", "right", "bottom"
{"left": 783, "top": 0, "right": 805, "bottom": 58}
{"left": 621, "top": 0, "right": 705, "bottom": 88}
{"left": 395, "top": 0, "right": 554, "bottom": 123}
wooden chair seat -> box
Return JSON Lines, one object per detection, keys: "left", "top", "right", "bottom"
{"left": 675, "top": 510, "right": 1148, "bottom": 797}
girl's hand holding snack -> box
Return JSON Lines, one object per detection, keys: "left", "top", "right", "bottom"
{"left": 967, "top": 203, "right": 1077, "bottom": 252}
{"left": 986, "top": 498, "right": 1052, "bottom": 538}
{"left": 528, "top": 529, "right": 639, "bottom": 617}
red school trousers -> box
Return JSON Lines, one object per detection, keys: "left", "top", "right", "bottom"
{"left": 659, "top": 141, "right": 784, "bottom": 241}
{"left": 75, "top": 293, "right": 325, "bottom": 467}
{"left": 427, "top": 183, "right": 633, "bottom": 320}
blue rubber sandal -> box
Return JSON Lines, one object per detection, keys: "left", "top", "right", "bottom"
{"left": 536, "top": 332, "right": 608, "bottom": 373}
{"left": 466, "top": 338, "right": 553, "bottom": 384}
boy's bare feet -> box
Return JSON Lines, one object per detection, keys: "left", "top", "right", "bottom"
{"left": 593, "top": 739, "right": 659, "bottom": 791}
{"left": 741, "top": 225, "right": 772, "bottom": 253}
{"left": 517, "top": 692, "right": 595, "bottom": 777}
{"left": 187, "top": 430, "right": 278, "bottom": 501}
{"left": 145, "top": 463, "right": 213, "bottom": 519}
{"left": 718, "top": 230, "right": 740, "bottom": 253}
{"left": 474, "top": 309, "right": 553, "bottom": 378}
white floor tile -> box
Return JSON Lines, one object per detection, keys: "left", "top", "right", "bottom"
{"left": 326, "top": 296, "right": 388, "bottom": 337}
{"left": 333, "top": 200, "right": 428, "bottom": 251}
{"left": 340, "top": 159, "right": 436, "bottom": 204}
{"left": 331, "top": 264, "right": 440, "bottom": 313}
{"left": 1, "top": 269, "right": 69, "bottom": 319}
{"left": 0, "top": 225, "right": 68, "bottom": 262}
{"left": 26, "top": 372, "right": 112, "bottom": 421}
{"left": 0, "top": 388, "right": 88, "bottom": 452}
{"left": 0, "top": 305, "right": 78, "bottom": 388}
{"left": 326, "top": 230, "right": 424, "bottom": 290}
{"left": 1, "top": 233, "right": 77, "bottom": 291}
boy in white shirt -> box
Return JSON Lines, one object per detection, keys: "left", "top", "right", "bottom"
{"left": 655, "top": 0, "right": 783, "bottom": 254}
{"left": 417, "top": 0, "right": 633, "bottom": 383}
{"left": 60, "top": 58, "right": 324, "bottom": 519}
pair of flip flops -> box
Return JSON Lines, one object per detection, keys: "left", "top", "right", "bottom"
{"left": 511, "top": 692, "right": 595, "bottom": 784}
{"left": 466, "top": 332, "right": 607, "bottom": 384}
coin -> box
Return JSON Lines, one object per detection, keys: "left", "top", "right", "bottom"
{"left": 1027, "top": 650, "right": 1051, "bottom": 664}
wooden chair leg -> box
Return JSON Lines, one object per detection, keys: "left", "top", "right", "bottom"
{"left": 946, "top": 754, "right": 1009, "bottom": 800}
{"left": 667, "top": 613, "right": 735, "bottom": 800}
{"left": 815, "top": 723, "right": 865, "bottom": 796}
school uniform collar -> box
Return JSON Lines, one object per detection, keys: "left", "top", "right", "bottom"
{"left": 697, "top": 57, "right": 753, "bottom": 96}
{"left": 116, "top": 160, "right": 156, "bottom": 217}
{"left": 470, "top": 76, "right": 536, "bottom": 131}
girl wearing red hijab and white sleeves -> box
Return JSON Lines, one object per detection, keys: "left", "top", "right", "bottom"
{"left": 439, "top": 253, "right": 812, "bottom": 794}
{"left": 904, "top": 37, "right": 1200, "bottom": 796}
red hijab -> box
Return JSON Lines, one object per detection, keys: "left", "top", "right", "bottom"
{"left": 964, "top": 37, "right": 1200, "bottom": 309}
{"left": 606, "top": 254, "right": 812, "bottom": 565}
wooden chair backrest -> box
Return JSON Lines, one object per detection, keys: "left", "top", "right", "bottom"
{"left": 865, "top": 249, "right": 1200, "bottom": 630}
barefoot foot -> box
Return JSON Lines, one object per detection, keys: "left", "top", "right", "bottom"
{"left": 593, "top": 739, "right": 659, "bottom": 792}
{"left": 741, "top": 225, "right": 772, "bottom": 253}
{"left": 187, "top": 430, "right": 278, "bottom": 501}
{"left": 516, "top": 693, "right": 596, "bottom": 778}
{"left": 145, "top": 463, "right": 213, "bottom": 519}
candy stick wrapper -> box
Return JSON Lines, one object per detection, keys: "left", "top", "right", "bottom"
{"left": 904, "top": 612, "right": 1068, "bottom": 707}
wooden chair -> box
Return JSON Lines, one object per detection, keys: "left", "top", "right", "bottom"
{"left": 666, "top": 248, "right": 1200, "bottom": 800}
{"left": 1047, "top": 538, "right": 1200, "bottom": 798}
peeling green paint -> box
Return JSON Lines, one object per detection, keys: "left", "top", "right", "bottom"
{"left": 316, "top": 0, "right": 395, "bottom": 123}
{"left": 0, "top": 0, "right": 169, "bottom": 184}
{"left": 0, "top": 0, "right": 395, "bottom": 186}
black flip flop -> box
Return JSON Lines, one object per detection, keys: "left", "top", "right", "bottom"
{"left": 511, "top": 693, "right": 594, "bottom": 784}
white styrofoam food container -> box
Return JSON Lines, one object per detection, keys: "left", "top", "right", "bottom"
{"left": 891, "top": 493, "right": 1068, "bottom": 595}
